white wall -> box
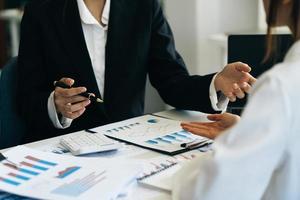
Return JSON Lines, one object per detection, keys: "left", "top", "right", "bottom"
{"left": 164, "top": 0, "right": 260, "bottom": 75}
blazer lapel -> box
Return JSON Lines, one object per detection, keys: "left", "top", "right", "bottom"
{"left": 60, "top": 0, "right": 102, "bottom": 99}
{"left": 104, "top": 0, "right": 128, "bottom": 102}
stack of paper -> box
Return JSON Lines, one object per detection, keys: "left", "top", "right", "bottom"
{"left": 0, "top": 146, "right": 141, "bottom": 200}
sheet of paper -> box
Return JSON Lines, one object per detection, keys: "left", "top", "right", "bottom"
{"left": 92, "top": 115, "right": 210, "bottom": 154}
{"left": 137, "top": 149, "right": 209, "bottom": 192}
{"left": 0, "top": 146, "right": 141, "bottom": 200}
{"left": 154, "top": 109, "right": 210, "bottom": 122}
{"left": 35, "top": 142, "right": 71, "bottom": 155}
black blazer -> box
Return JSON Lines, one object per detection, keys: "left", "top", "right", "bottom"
{"left": 17, "top": 0, "right": 217, "bottom": 143}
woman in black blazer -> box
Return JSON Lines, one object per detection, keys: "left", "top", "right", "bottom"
{"left": 17, "top": 0, "right": 255, "bottom": 142}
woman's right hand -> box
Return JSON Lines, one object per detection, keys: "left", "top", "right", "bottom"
{"left": 54, "top": 78, "right": 91, "bottom": 119}
{"left": 181, "top": 113, "right": 240, "bottom": 140}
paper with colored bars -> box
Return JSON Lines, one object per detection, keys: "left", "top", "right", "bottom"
{"left": 0, "top": 146, "right": 141, "bottom": 200}
{"left": 137, "top": 149, "right": 207, "bottom": 191}
{"left": 92, "top": 115, "right": 211, "bottom": 155}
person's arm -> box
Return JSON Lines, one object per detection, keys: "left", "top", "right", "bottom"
{"left": 18, "top": 4, "right": 90, "bottom": 137}
{"left": 209, "top": 74, "right": 229, "bottom": 112}
{"left": 47, "top": 91, "right": 73, "bottom": 129}
{"left": 173, "top": 74, "right": 291, "bottom": 200}
{"left": 148, "top": 0, "right": 255, "bottom": 113}
{"left": 148, "top": 0, "right": 216, "bottom": 113}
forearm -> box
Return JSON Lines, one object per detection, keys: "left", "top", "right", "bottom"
{"left": 209, "top": 73, "right": 229, "bottom": 112}
{"left": 151, "top": 72, "right": 219, "bottom": 114}
{"left": 47, "top": 91, "right": 73, "bottom": 129}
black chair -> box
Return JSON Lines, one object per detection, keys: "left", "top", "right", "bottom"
{"left": 227, "top": 34, "right": 293, "bottom": 115}
{"left": 0, "top": 57, "right": 26, "bottom": 149}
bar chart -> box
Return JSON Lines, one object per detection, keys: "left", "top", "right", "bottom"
{"left": 138, "top": 157, "right": 178, "bottom": 181}
{"left": 0, "top": 146, "right": 141, "bottom": 200}
{"left": 3, "top": 163, "right": 40, "bottom": 176}
{"left": 100, "top": 115, "right": 212, "bottom": 154}
{"left": 0, "top": 177, "right": 20, "bottom": 186}
{"left": 0, "top": 155, "right": 58, "bottom": 187}
{"left": 8, "top": 173, "right": 30, "bottom": 181}
{"left": 145, "top": 130, "right": 193, "bottom": 146}
{"left": 56, "top": 167, "right": 81, "bottom": 179}
{"left": 25, "top": 156, "right": 57, "bottom": 167}
{"left": 51, "top": 171, "right": 106, "bottom": 197}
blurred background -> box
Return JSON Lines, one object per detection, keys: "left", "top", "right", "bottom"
{"left": 0, "top": 0, "right": 275, "bottom": 113}
{"left": 0, "top": 0, "right": 26, "bottom": 66}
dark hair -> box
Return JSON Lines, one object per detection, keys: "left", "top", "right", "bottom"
{"left": 265, "top": 0, "right": 300, "bottom": 61}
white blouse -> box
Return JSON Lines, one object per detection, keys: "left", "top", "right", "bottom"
{"left": 173, "top": 41, "right": 300, "bottom": 200}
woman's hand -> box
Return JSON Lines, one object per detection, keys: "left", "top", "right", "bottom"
{"left": 215, "top": 62, "right": 257, "bottom": 102}
{"left": 181, "top": 113, "right": 240, "bottom": 139}
{"left": 54, "top": 78, "right": 91, "bottom": 119}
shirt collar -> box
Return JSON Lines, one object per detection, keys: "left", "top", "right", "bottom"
{"left": 77, "top": 0, "right": 110, "bottom": 28}
{"left": 284, "top": 40, "right": 300, "bottom": 63}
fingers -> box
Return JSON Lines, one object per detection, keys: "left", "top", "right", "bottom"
{"left": 55, "top": 87, "right": 87, "bottom": 97}
{"left": 239, "top": 82, "right": 251, "bottom": 94}
{"left": 233, "top": 83, "right": 245, "bottom": 99}
{"left": 207, "top": 114, "right": 223, "bottom": 122}
{"left": 64, "top": 100, "right": 91, "bottom": 113}
{"left": 234, "top": 62, "right": 251, "bottom": 73}
{"left": 249, "top": 76, "right": 257, "bottom": 85}
{"left": 225, "top": 83, "right": 245, "bottom": 102}
{"left": 182, "top": 126, "right": 214, "bottom": 139}
{"left": 64, "top": 108, "right": 86, "bottom": 119}
{"left": 59, "top": 77, "right": 75, "bottom": 87}
{"left": 55, "top": 94, "right": 89, "bottom": 109}
{"left": 67, "top": 95, "right": 89, "bottom": 104}
{"left": 226, "top": 92, "right": 236, "bottom": 102}
{"left": 57, "top": 99, "right": 90, "bottom": 119}
{"left": 54, "top": 78, "right": 91, "bottom": 120}
{"left": 181, "top": 122, "right": 211, "bottom": 130}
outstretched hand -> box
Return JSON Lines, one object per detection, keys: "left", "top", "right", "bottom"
{"left": 215, "top": 62, "right": 257, "bottom": 102}
{"left": 181, "top": 113, "right": 240, "bottom": 139}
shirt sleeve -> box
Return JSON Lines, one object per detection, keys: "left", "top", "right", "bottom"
{"left": 172, "top": 74, "right": 291, "bottom": 200}
{"left": 209, "top": 73, "right": 229, "bottom": 112}
{"left": 47, "top": 91, "right": 73, "bottom": 129}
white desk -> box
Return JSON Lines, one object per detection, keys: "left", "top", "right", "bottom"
{"left": 1, "top": 109, "right": 209, "bottom": 200}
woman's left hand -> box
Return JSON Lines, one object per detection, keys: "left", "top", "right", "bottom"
{"left": 181, "top": 113, "right": 240, "bottom": 139}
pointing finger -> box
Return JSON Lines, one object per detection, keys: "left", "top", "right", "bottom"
{"left": 235, "top": 62, "right": 251, "bottom": 73}
{"left": 249, "top": 76, "right": 257, "bottom": 85}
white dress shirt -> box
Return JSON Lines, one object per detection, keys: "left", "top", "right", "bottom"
{"left": 47, "top": 0, "right": 110, "bottom": 128}
{"left": 173, "top": 41, "right": 300, "bottom": 200}
{"left": 47, "top": 0, "right": 226, "bottom": 129}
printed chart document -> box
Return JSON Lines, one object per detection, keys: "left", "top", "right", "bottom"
{"left": 92, "top": 115, "right": 211, "bottom": 155}
{"left": 0, "top": 146, "right": 141, "bottom": 200}
{"left": 137, "top": 149, "right": 209, "bottom": 191}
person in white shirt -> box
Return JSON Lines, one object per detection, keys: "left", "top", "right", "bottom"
{"left": 174, "top": 0, "right": 300, "bottom": 199}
